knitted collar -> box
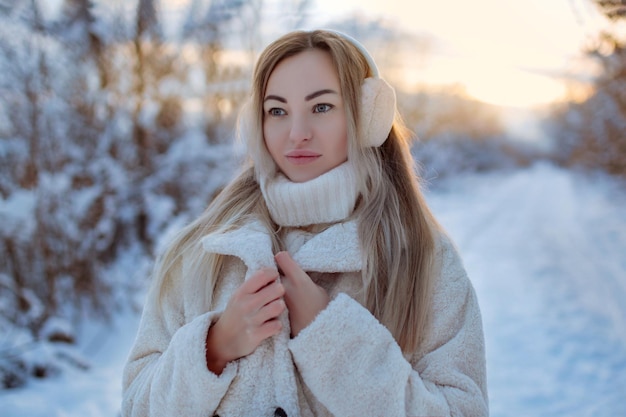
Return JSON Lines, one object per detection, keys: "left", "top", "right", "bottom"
{"left": 261, "top": 162, "right": 359, "bottom": 227}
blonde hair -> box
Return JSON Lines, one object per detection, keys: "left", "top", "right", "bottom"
{"left": 154, "top": 30, "right": 439, "bottom": 353}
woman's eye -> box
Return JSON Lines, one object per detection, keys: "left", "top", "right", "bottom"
{"left": 268, "top": 108, "right": 285, "bottom": 116}
{"left": 313, "top": 103, "right": 333, "bottom": 113}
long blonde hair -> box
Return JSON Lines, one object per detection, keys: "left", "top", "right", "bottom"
{"left": 154, "top": 30, "right": 439, "bottom": 353}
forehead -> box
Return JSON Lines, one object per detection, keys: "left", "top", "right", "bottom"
{"left": 265, "top": 49, "right": 340, "bottom": 97}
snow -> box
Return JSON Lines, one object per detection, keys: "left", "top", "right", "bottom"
{"left": 1, "top": 162, "right": 625, "bottom": 416}
{"left": 0, "top": 190, "right": 35, "bottom": 238}
{"left": 427, "top": 162, "right": 626, "bottom": 416}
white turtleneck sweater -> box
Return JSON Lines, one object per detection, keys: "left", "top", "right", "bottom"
{"left": 261, "top": 161, "right": 360, "bottom": 228}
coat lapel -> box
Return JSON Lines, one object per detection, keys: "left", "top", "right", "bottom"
{"left": 200, "top": 219, "right": 362, "bottom": 275}
{"left": 200, "top": 220, "right": 276, "bottom": 280}
{"left": 292, "top": 220, "right": 362, "bottom": 273}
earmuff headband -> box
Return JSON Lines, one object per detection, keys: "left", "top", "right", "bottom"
{"left": 322, "top": 29, "right": 381, "bottom": 77}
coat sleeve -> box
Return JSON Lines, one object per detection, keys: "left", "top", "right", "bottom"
{"left": 288, "top": 235, "right": 489, "bottom": 417}
{"left": 121, "top": 260, "right": 238, "bottom": 417}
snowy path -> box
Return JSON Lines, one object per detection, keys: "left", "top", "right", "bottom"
{"left": 2, "top": 163, "right": 626, "bottom": 416}
{"left": 427, "top": 163, "right": 626, "bottom": 417}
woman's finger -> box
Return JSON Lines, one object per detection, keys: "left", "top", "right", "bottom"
{"left": 241, "top": 267, "right": 280, "bottom": 294}
{"left": 274, "top": 251, "right": 307, "bottom": 282}
{"left": 252, "top": 279, "right": 285, "bottom": 309}
{"left": 255, "top": 298, "right": 286, "bottom": 325}
{"left": 256, "top": 318, "right": 283, "bottom": 341}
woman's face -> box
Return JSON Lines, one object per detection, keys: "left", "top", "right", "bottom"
{"left": 263, "top": 49, "right": 348, "bottom": 183}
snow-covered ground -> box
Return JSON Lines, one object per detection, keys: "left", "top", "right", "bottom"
{"left": 427, "top": 162, "right": 626, "bottom": 417}
{"left": 1, "top": 162, "right": 625, "bottom": 416}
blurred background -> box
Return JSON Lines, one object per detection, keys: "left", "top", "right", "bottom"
{"left": 1, "top": 0, "right": 625, "bottom": 416}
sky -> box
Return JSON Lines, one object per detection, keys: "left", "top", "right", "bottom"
{"left": 307, "top": 0, "right": 610, "bottom": 108}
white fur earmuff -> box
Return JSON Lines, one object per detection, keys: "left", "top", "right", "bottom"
{"left": 360, "top": 77, "right": 396, "bottom": 147}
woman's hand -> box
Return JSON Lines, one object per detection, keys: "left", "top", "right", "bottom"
{"left": 205, "top": 268, "right": 286, "bottom": 374}
{"left": 275, "top": 251, "right": 330, "bottom": 338}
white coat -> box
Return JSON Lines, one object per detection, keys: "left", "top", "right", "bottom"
{"left": 122, "top": 219, "right": 488, "bottom": 417}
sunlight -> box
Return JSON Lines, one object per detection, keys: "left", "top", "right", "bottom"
{"left": 402, "top": 57, "right": 569, "bottom": 108}
{"left": 464, "top": 67, "right": 567, "bottom": 109}
{"left": 311, "top": 0, "right": 607, "bottom": 109}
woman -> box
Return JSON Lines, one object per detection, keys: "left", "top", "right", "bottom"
{"left": 122, "top": 29, "right": 488, "bottom": 417}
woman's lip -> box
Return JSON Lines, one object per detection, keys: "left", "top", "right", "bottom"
{"left": 285, "top": 155, "right": 320, "bottom": 165}
{"left": 285, "top": 150, "right": 321, "bottom": 157}
{"left": 285, "top": 150, "right": 321, "bottom": 165}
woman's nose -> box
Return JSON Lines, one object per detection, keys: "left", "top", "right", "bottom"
{"left": 288, "top": 115, "right": 312, "bottom": 143}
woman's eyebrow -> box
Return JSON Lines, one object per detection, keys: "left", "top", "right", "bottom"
{"left": 264, "top": 94, "right": 286, "bottom": 103}
{"left": 305, "top": 89, "right": 338, "bottom": 101}
{"left": 263, "top": 89, "right": 338, "bottom": 103}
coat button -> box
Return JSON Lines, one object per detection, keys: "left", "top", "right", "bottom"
{"left": 274, "top": 407, "right": 287, "bottom": 417}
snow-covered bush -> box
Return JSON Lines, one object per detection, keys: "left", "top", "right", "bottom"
{"left": 0, "top": 311, "right": 89, "bottom": 389}
{"left": 544, "top": 4, "right": 626, "bottom": 178}
{"left": 0, "top": 0, "right": 243, "bottom": 388}
{"left": 412, "top": 134, "right": 533, "bottom": 182}
{"left": 400, "top": 86, "right": 534, "bottom": 180}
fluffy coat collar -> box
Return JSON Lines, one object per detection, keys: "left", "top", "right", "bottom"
{"left": 201, "top": 219, "right": 362, "bottom": 275}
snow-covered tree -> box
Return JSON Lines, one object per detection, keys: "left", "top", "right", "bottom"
{"left": 546, "top": 0, "right": 626, "bottom": 176}
{"left": 0, "top": 0, "right": 248, "bottom": 388}
{"left": 399, "top": 86, "right": 533, "bottom": 180}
